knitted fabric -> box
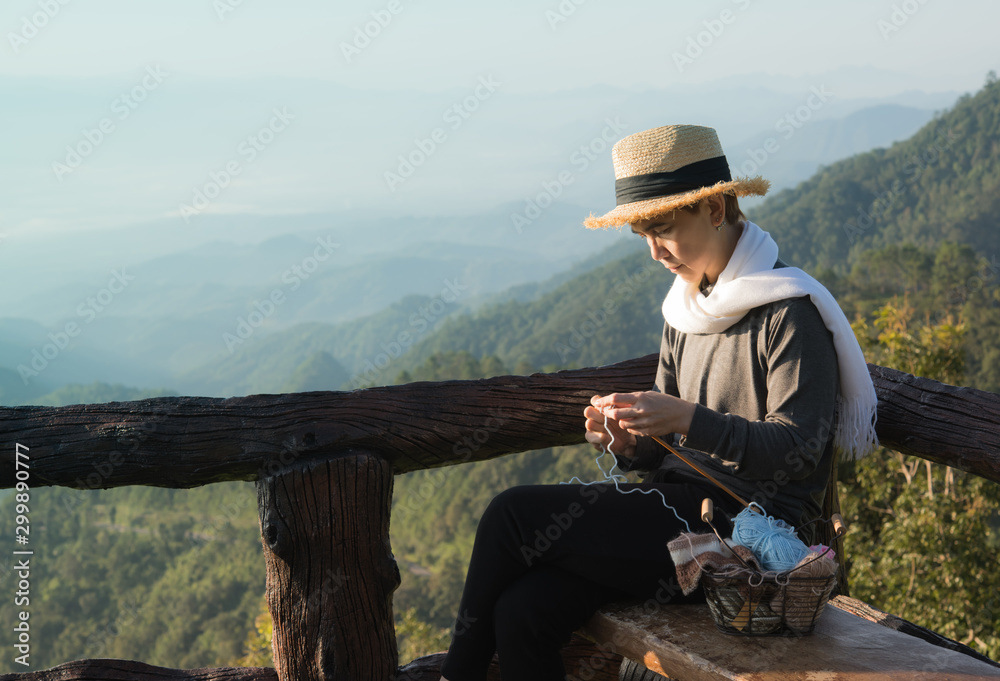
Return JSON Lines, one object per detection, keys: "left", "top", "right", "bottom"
{"left": 667, "top": 532, "right": 760, "bottom": 595}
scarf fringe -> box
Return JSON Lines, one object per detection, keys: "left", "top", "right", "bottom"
{"left": 834, "top": 393, "right": 879, "bottom": 461}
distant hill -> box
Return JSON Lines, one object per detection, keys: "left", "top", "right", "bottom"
{"left": 174, "top": 237, "right": 652, "bottom": 396}
{"left": 280, "top": 352, "right": 349, "bottom": 393}
{"left": 734, "top": 103, "right": 936, "bottom": 198}
{"left": 0, "top": 364, "right": 51, "bottom": 406}
{"left": 752, "top": 78, "right": 1000, "bottom": 272}
{"left": 4, "top": 204, "right": 622, "bottom": 330}
{"left": 31, "top": 381, "right": 177, "bottom": 407}
{"left": 175, "top": 299, "right": 449, "bottom": 397}
{"left": 397, "top": 80, "right": 1000, "bottom": 388}
{"left": 394, "top": 249, "right": 668, "bottom": 375}
{"left": 165, "top": 79, "right": 1000, "bottom": 397}
{"left": 1, "top": 85, "right": 971, "bottom": 401}
{"left": 7, "top": 80, "right": 1000, "bottom": 669}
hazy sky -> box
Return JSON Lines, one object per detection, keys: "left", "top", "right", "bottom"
{"left": 4, "top": 0, "right": 995, "bottom": 93}
{"left": 1, "top": 0, "right": 998, "bottom": 393}
{"left": 2, "top": 0, "right": 998, "bottom": 239}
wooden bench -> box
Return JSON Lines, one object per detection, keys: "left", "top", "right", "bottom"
{"left": 575, "top": 460, "right": 1000, "bottom": 681}
{"left": 583, "top": 598, "right": 1000, "bottom": 680}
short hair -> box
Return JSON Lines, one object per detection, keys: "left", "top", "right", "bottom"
{"left": 679, "top": 193, "right": 746, "bottom": 225}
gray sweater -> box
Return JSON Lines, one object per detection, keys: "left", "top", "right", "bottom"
{"left": 621, "top": 264, "right": 840, "bottom": 535}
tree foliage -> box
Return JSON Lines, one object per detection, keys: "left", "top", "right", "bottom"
{"left": 395, "top": 607, "right": 451, "bottom": 664}
{"left": 753, "top": 77, "right": 1000, "bottom": 273}
{"left": 7, "top": 77, "right": 1000, "bottom": 668}
{"left": 843, "top": 301, "right": 1000, "bottom": 658}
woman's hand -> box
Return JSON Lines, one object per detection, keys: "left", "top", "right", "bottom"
{"left": 590, "top": 391, "right": 696, "bottom": 440}
{"left": 583, "top": 401, "right": 636, "bottom": 458}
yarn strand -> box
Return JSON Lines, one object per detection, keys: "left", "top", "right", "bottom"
{"left": 562, "top": 413, "right": 690, "bottom": 533}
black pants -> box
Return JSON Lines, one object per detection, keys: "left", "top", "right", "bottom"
{"left": 439, "top": 481, "right": 744, "bottom": 681}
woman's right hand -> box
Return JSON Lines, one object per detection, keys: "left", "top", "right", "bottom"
{"left": 583, "top": 396, "right": 637, "bottom": 459}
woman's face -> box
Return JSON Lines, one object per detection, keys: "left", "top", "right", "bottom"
{"left": 630, "top": 195, "right": 728, "bottom": 285}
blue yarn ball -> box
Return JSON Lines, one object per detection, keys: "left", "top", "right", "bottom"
{"left": 732, "top": 503, "right": 810, "bottom": 572}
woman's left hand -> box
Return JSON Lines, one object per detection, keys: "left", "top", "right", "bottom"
{"left": 590, "top": 391, "right": 696, "bottom": 438}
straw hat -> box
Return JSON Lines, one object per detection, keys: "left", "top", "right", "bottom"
{"left": 583, "top": 124, "right": 770, "bottom": 230}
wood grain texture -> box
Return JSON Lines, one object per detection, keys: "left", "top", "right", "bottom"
{"left": 258, "top": 452, "right": 399, "bottom": 681}
{"left": 3, "top": 356, "right": 1000, "bottom": 490}
{"left": 0, "top": 660, "right": 278, "bottom": 680}
{"left": 583, "top": 601, "right": 1000, "bottom": 681}
{"left": 870, "top": 363, "right": 1000, "bottom": 481}
{"left": 0, "top": 355, "right": 656, "bottom": 490}
{"left": 829, "top": 595, "right": 999, "bottom": 667}
{"left": 0, "top": 635, "right": 622, "bottom": 681}
{"left": 394, "top": 633, "right": 623, "bottom": 681}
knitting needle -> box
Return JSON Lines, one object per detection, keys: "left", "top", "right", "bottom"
{"left": 651, "top": 435, "right": 750, "bottom": 509}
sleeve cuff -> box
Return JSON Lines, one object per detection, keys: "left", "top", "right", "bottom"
{"left": 615, "top": 435, "right": 667, "bottom": 473}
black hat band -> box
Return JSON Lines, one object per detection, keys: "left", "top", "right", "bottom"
{"left": 614, "top": 156, "right": 732, "bottom": 206}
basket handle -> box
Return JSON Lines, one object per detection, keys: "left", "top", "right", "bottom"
{"left": 699, "top": 498, "right": 756, "bottom": 572}
{"left": 701, "top": 497, "right": 714, "bottom": 523}
{"left": 832, "top": 513, "right": 847, "bottom": 538}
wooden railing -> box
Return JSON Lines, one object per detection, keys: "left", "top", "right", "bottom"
{"left": 1, "top": 354, "right": 999, "bottom": 680}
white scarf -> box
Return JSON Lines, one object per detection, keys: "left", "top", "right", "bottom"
{"left": 661, "top": 220, "right": 878, "bottom": 460}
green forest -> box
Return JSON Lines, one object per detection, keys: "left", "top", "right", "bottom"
{"left": 2, "top": 76, "right": 1000, "bottom": 671}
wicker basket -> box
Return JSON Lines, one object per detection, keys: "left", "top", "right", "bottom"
{"left": 701, "top": 564, "right": 837, "bottom": 636}
{"left": 696, "top": 498, "right": 844, "bottom": 636}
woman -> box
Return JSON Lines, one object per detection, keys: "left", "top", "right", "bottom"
{"left": 439, "top": 124, "right": 877, "bottom": 681}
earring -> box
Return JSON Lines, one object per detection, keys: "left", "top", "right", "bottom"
{"left": 716, "top": 219, "right": 726, "bottom": 231}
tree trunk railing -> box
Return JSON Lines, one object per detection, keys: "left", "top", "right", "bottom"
{"left": 1, "top": 354, "right": 999, "bottom": 680}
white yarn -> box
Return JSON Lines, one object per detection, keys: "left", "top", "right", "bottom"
{"left": 660, "top": 220, "right": 878, "bottom": 460}
{"left": 563, "top": 412, "right": 691, "bottom": 532}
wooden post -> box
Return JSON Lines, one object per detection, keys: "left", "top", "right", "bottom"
{"left": 257, "top": 451, "right": 399, "bottom": 681}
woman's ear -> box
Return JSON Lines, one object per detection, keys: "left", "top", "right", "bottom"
{"left": 707, "top": 193, "right": 726, "bottom": 226}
